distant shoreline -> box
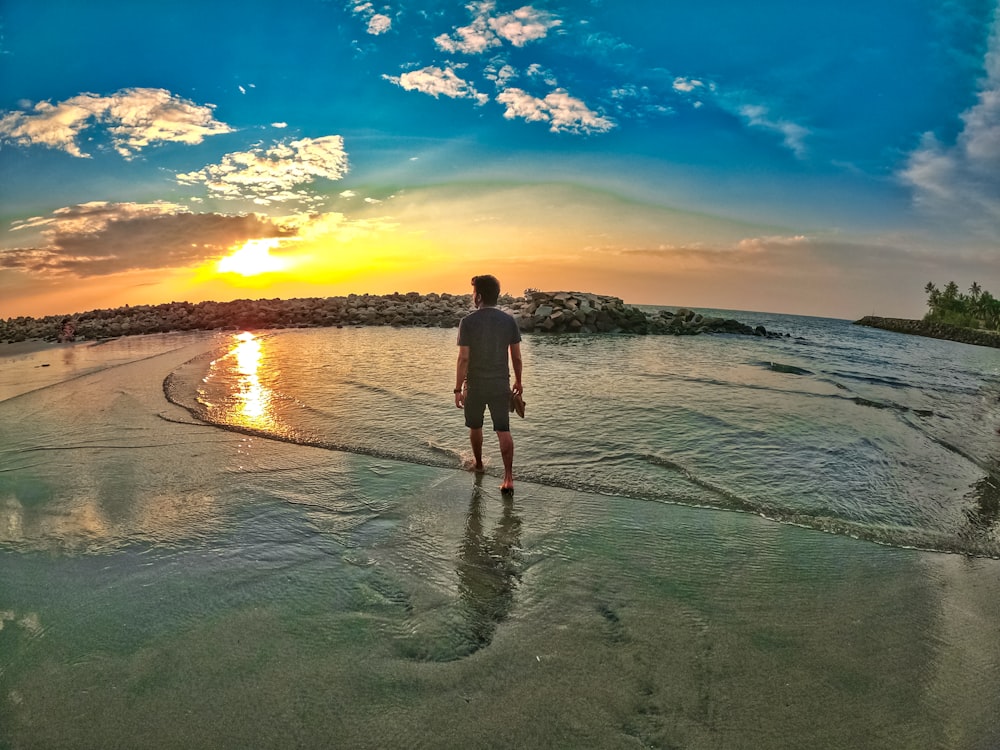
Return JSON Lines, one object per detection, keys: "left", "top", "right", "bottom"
{"left": 854, "top": 316, "right": 1000, "bottom": 349}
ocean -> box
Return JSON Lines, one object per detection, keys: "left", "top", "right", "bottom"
{"left": 2, "top": 310, "right": 999, "bottom": 748}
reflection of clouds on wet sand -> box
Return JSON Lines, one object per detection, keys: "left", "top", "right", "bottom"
{"left": 0, "top": 339, "right": 233, "bottom": 552}
{"left": 0, "top": 610, "right": 44, "bottom": 637}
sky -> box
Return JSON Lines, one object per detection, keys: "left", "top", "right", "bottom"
{"left": 1, "top": 0, "right": 998, "bottom": 320}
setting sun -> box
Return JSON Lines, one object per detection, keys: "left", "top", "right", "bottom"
{"left": 217, "top": 239, "right": 290, "bottom": 276}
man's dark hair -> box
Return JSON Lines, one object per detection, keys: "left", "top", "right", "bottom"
{"left": 471, "top": 274, "right": 501, "bottom": 306}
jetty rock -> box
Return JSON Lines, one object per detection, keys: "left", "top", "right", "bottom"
{"left": 1, "top": 290, "right": 788, "bottom": 343}
{"left": 854, "top": 316, "right": 1000, "bottom": 349}
{"left": 501, "top": 291, "right": 786, "bottom": 338}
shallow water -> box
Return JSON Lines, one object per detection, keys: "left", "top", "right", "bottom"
{"left": 171, "top": 313, "right": 1000, "bottom": 557}
{"left": 2, "top": 319, "right": 1000, "bottom": 749}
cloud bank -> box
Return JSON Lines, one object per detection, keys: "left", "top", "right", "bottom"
{"left": 1, "top": 202, "right": 290, "bottom": 276}
{"left": 0, "top": 88, "right": 233, "bottom": 158}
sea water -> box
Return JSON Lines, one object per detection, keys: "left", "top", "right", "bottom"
{"left": 2, "top": 312, "right": 1000, "bottom": 749}
{"left": 169, "top": 311, "right": 1000, "bottom": 558}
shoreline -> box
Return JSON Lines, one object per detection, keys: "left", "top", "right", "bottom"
{"left": 854, "top": 316, "right": 1000, "bottom": 349}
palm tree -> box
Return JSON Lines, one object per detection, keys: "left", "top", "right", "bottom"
{"left": 970, "top": 281, "right": 982, "bottom": 300}
{"left": 979, "top": 291, "right": 1000, "bottom": 330}
{"left": 924, "top": 282, "right": 940, "bottom": 312}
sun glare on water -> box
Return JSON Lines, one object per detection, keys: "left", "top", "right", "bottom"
{"left": 218, "top": 239, "right": 290, "bottom": 276}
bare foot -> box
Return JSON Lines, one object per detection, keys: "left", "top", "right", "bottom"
{"left": 462, "top": 456, "right": 486, "bottom": 472}
{"left": 500, "top": 480, "right": 514, "bottom": 493}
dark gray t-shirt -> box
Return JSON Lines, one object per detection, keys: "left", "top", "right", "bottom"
{"left": 457, "top": 306, "right": 521, "bottom": 383}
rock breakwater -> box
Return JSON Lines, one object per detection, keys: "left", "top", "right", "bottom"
{"left": 854, "top": 316, "right": 1000, "bottom": 349}
{"left": 505, "top": 291, "right": 784, "bottom": 337}
{"left": 2, "top": 290, "right": 786, "bottom": 343}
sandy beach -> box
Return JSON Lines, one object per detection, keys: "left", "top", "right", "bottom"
{"left": 2, "top": 332, "right": 1000, "bottom": 749}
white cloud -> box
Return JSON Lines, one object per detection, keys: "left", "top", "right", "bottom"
{"left": 384, "top": 66, "right": 489, "bottom": 104}
{"left": 497, "top": 87, "right": 615, "bottom": 134}
{"left": 899, "top": 12, "right": 1000, "bottom": 237}
{"left": 350, "top": 2, "right": 392, "bottom": 36}
{"left": 489, "top": 6, "right": 560, "bottom": 47}
{"left": 484, "top": 61, "right": 519, "bottom": 88}
{"left": 435, "top": 16, "right": 497, "bottom": 54}
{"left": 0, "top": 88, "right": 233, "bottom": 158}
{"left": 526, "top": 63, "right": 558, "bottom": 86}
{"left": 368, "top": 13, "right": 392, "bottom": 34}
{"left": 435, "top": 2, "right": 558, "bottom": 54}
{"left": 176, "top": 135, "right": 349, "bottom": 204}
{"left": 339, "top": 189, "right": 357, "bottom": 198}
{"left": 739, "top": 104, "right": 809, "bottom": 158}
{"left": 672, "top": 77, "right": 703, "bottom": 93}
{"left": 272, "top": 122, "right": 288, "bottom": 128}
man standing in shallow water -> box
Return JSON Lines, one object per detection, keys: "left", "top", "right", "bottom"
{"left": 454, "top": 275, "right": 523, "bottom": 492}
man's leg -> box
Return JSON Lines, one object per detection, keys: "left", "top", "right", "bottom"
{"left": 497, "top": 430, "right": 514, "bottom": 490}
{"left": 469, "top": 427, "right": 484, "bottom": 471}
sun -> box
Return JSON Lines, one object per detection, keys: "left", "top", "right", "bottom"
{"left": 217, "top": 239, "right": 290, "bottom": 276}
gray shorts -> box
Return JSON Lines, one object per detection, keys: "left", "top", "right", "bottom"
{"left": 464, "top": 380, "right": 511, "bottom": 432}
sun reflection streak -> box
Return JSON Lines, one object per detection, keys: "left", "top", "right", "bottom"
{"left": 228, "top": 332, "right": 276, "bottom": 430}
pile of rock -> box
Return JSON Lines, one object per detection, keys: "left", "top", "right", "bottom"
{"left": 502, "top": 291, "right": 645, "bottom": 333}
{"left": 501, "top": 291, "right": 783, "bottom": 338}
{"left": 1, "top": 290, "right": 788, "bottom": 343}
{"left": 854, "top": 316, "right": 1000, "bottom": 349}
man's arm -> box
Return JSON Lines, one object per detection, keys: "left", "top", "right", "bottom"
{"left": 510, "top": 342, "right": 523, "bottom": 395}
{"left": 455, "top": 345, "right": 470, "bottom": 407}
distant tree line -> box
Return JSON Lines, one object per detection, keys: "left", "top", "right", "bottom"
{"left": 924, "top": 281, "right": 1000, "bottom": 332}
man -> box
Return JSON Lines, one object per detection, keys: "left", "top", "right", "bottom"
{"left": 454, "top": 275, "right": 523, "bottom": 492}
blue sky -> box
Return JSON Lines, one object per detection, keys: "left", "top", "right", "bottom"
{"left": 1, "top": 0, "right": 997, "bottom": 318}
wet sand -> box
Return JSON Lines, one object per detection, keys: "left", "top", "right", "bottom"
{"left": 1, "top": 334, "right": 999, "bottom": 749}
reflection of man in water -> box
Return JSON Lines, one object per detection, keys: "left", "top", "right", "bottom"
{"left": 456, "top": 478, "right": 522, "bottom": 650}
{"left": 454, "top": 274, "right": 523, "bottom": 492}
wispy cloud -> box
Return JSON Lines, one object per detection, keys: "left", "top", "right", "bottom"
{"left": 497, "top": 88, "right": 615, "bottom": 133}
{"left": 1, "top": 203, "right": 290, "bottom": 276}
{"left": 176, "top": 135, "right": 350, "bottom": 205}
{"left": 384, "top": 65, "right": 490, "bottom": 104}
{"left": 739, "top": 104, "right": 809, "bottom": 158}
{"left": 0, "top": 88, "right": 232, "bottom": 158}
{"left": 899, "top": 10, "right": 1000, "bottom": 238}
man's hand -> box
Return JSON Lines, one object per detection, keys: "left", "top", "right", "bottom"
{"left": 454, "top": 384, "right": 466, "bottom": 408}
{"left": 512, "top": 381, "right": 523, "bottom": 396}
